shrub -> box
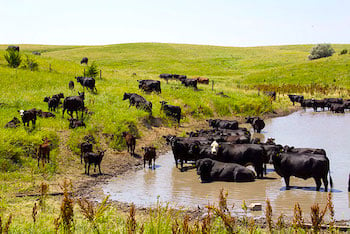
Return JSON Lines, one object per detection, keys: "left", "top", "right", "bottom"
{"left": 308, "top": 44, "right": 335, "bottom": 60}
{"left": 4, "top": 50, "right": 21, "bottom": 68}
{"left": 340, "top": 49, "right": 348, "bottom": 55}
{"left": 85, "top": 62, "right": 99, "bottom": 78}
{"left": 22, "top": 55, "right": 39, "bottom": 71}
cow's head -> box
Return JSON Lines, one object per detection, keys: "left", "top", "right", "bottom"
{"left": 210, "top": 141, "right": 219, "bottom": 155}
{"left": 18, "top": 110, "right": 24, "bottom": 116}
{"left": 122, "top": 93, "right": 130, "bottom": 100}
{"left": 196, "top": 158, "right": 213, "bottom": 182}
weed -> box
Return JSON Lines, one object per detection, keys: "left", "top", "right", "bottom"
{"left": 57, "top": 179, "right": 74, "bottom": 233}
{"left": 265, "top": 198, "right": 273, "bottom": 232}
{"left": 32, "top": 202, "right": 38, "bottom": 224}
{"left": 127, "top": 203, "right": 137, "bottom": 234}
{"left": 293, "top": 203, "right": 304, "bottom": 229}
{"left": 310, "top": 203, "right": 327, "bottom": 233}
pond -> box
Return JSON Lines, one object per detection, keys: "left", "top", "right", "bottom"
{"left": 103, "top": 109, "right": 350, "bottom": 221}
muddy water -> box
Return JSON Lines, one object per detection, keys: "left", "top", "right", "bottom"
{"left": 104, "top": 109, "right": 350, "bottom": 221}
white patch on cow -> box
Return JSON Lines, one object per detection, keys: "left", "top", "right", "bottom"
{"left": 211, "top": 141, "right": 219, "bottom": 154}
{"left": 19, "top": 110, "right": 24, "bottom": 116}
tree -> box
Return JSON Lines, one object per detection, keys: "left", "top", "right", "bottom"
{"left": 22, "top": 55, "right": 39, "bottom": 71}
{"left": 4, "top": 49, "right": 21, "bottom": 68}
{"left": 85, "top": 62, "right": 99, "bottom": 78}
{"left": 308, "top": 44, "right": 335, "bottom": 60}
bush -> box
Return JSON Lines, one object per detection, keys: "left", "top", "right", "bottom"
{"left": 340, "top": 49, "right": 348, "bottom": 55}
{"left": 22, "top": 55, "right": 39, "bottom": 71}
{"left": 4, "top": 50, "right": 22, "bottom": 68}
{"left": 308, "top": 44, "right": 335, "bottom": 60}
{"left": 85, "top": 62, "right": 99, "bottom": 78}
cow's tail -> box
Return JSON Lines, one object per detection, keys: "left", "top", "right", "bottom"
{"left": 329, "top": 169, "right": 333, "bottom": 189}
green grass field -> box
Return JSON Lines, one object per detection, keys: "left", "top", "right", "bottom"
{"left": 0, "top": 43, "right": 349, "bottom": 233}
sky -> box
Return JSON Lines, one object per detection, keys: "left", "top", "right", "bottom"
{"left": 1, "top": 0, "right": 350, "bottom": 47}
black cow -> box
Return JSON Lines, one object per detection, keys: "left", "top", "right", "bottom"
{"left": 80, "top": 57, "right": 88, "bottom": 65}
{"left": 283, "top": 145, "right": 326, "bottom": 156}
{"left": 324, "top": 98, "right": 343, "bottom": 110}
{"left": 288, "top": 95, "right": 304, "bottom": 106}
{"left": 210, "top": 143, "right": 266, "bottom": 178}
{"left": 7, "top": 45, "right": 19, "bottom": 52}
{"left": 311, "top": 99, "right": 326, "bottom": 112}
{"left": 181, "top": 78, "right": 198, "bottom": 89}
{"left": 80, "top": 142, "right": 93, "bottom": 164}
{"left": 159, "top": 73, "right": 173, "bottom": 83}
{"left": 301, "top": 99, "right": 313, "bottom": 109}
{"left": 137, "top": 80, "right": 161, "bottom": 93}
{"left": 18, "top": 108, "right": 38, "bottom": 127}
{"left": 62, "top": 92, "right": 85, "bottom": 119}
{"left": 264, "top": 91, "right": 276, "bottom": 101}
{"left": 160, "top": 101, "right": 181, "bottom": 124}
{"left": 207, "top": 119, "right": 238, "bottom": 130}
{"left": 32, "top": 51, "right": 41, "bottom": 55}
{"left": 330, "top": 103, "right": 345, "bottom": 113}
{"left": 272, "top": 152, "right": 333, "bottom": 191}
{"left": 196, "top": 158, "right": 255, "bottom": 183}
{"left": 123, "top": 93, "right": 152, "bottom": 113}
{"left": 245, "top": 117, "right": 265, "bottom": 133}
{"left": 76, "top": 77, "right": 97, "bottom": 92}
{"left": 4, "top": 117, "right": 21, "bottom": 128}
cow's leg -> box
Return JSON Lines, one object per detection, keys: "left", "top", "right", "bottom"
{"left": 47, "top": 151, "right": 50, "bottom": 163}
{"left": 87, "top": 163, "right": 90, "bottom": 175}
{"left": 62, "top": 108, "right": 66, "bottom": 118}
{"left": 144, "top": 159, "right": 146, "bottom": 168}
{"left": 322, "top": 176, "right": 329, "bottom": 192}
{"left": 38, "top": 155, "right": 40, "bottom": 167}
{"left": 98, "top": 164, "right": 101, "bottom": 175}
{"left": 284, "top": 177, "right": 290, "bottom": 189}
{"left": 84, "top": 162, "right": 87, "bottom": 174}
{"left": 314, "top": 177, "right": 322, "bottom": 191}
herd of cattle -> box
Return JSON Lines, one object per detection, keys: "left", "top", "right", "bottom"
{"left": 288, "top": 94, "right": 350, "bottom": 113}
{"left": 2, "top": 46, "right": 343, "bottom": 192}
{"left": 164, "top": 117, "right": 333, "bottom": 192}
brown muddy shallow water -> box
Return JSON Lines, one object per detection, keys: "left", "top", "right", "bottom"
{"left": 103, "top": 109, "right": 350, "bottom": 221}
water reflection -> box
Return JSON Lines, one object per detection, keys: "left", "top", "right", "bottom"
{"left": 104, "top": 109, "right": 350, "bottom": 221}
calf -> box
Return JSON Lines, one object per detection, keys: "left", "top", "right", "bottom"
{"left": 80, "top": 57, "right": 88, "bottom": 65}
{"left": 142, "top": 146, "right": 156, "bottom": 168}
{"left": 76, "top": 77, "right": 97, "bottom": 92}
{"left": 37, "top": 110, "right": 56, "bottom": 118}
{"left": 44, "top": 96, "right": 59, "bottom": 112}
{"left": 5, "top": 117, "right": 21, "bottom": 128}
{"left": 69, "top": 81, "right": 74, "bottom": 90}
{"left": 80, "top": 142, "right": 93, "bottom": 164}
{"left": 69, "top": 118, "right": 86, "bottom": 129}
{"left": 18, "top": 108, "right": 38, "bottom": 127}
{"left": 37, "top": 138, "right": 51, "bottom": 167}
{"left": 245, "top": 116, "right": 265, "bottom": 133}
{"left": 122, "top": 131, "right": 136, "bottom": 155}
{"left": 160, "top": 101, "right": 181, "bottom": 124}
{"left": 83, "top": 150, "right": 106, "bottom": 175}
{"left": 123, "top": 93, "right": 152, "bottom": 113}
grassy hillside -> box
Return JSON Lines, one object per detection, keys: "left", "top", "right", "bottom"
{"left": 0, "top": 43, "right": 349, "bottom": 232}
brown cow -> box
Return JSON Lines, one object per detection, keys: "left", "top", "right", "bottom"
{"left": 122, "top": 132, "right": 136, "bottom": 155}
{"left": 37, "top": 138, "right": 51, "bottom": 167}
{"left": 195, "top": 77, "right": 209, "bottom": 84}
